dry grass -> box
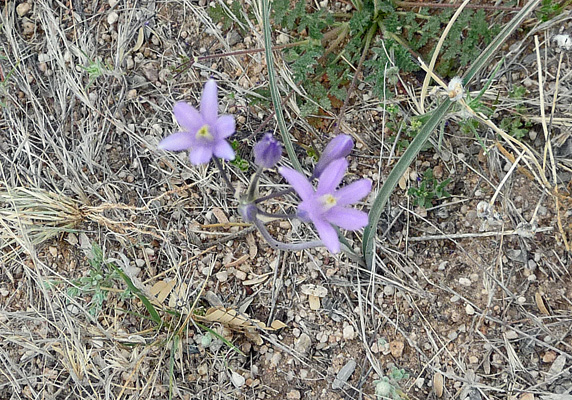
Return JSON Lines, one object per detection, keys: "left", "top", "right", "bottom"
{"left": 1, "top": 1, "right": 571, "bottom": 399}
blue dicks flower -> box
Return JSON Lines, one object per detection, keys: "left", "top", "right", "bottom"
{"left": 313, "top": 135, "right": 354, "bottom": 178}
{"left": 158, "top": 79, "right": 236, "bottom": 165}
{"left": 279, "top": 158, "right": 371, "bottom": 253}
{"left": 253, "top": 133, "right": 282, "bottom": 168}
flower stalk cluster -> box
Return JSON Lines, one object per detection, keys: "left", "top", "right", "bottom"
{"left": 158, "top": 80, "right": 372, "bottom": 255}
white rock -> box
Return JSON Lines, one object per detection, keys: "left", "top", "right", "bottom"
{"left": 459, "top": 277, "right": 472, "bottom": 286}
{"left": 16, "top": 2, "right": 31, "bottom": 17}
{"left": 216, "top": 270, "right": 228, "bottom": 282}
{"left": 465, "top": 304, "right": 475, "bottom": 315}
{"left": 343, "top": 325, "right": 355, "bottom": 340}
{"left": 230, "top": 371, "right": 245, "bottom": 388}
{"left": 107, "top": 11, "right": 119, "bottom": 25}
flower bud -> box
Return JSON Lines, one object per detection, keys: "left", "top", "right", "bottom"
{"left": 313, "top": 135, "right": 354, "bottom": 178}
{"left": 254, "top": 133, "right": 282, "bottom": 168}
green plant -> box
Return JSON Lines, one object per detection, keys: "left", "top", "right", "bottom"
{"left": 536, "top": 0, "right": 572, "bottom": 22}
{"left": 499, "top": 115, "right": 531, "bottom": 140}
{"left": 408, "top": 168, "right": 451, "bottom": 208}
{"left": 374, "top": 367, "right": 410, "bottom": 400}
{"left": 67, "top": 243, "right": 131, "bottom": 316}
{"left": 230, "top": 140, "right": 249, "bottom": 171}
{"left": 78, "top": 51, "right": 110, "bottom": 89}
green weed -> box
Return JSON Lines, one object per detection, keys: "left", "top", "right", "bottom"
{"left": 408, "top": 168, "right": 451, "bottom": 208}
{"left": 67, "top": 243, "right": 131, "bottom": 316}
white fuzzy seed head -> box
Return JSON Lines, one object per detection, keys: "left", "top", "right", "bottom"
{"left": 448, "top": 76, "right": 464, "bottom": 102}
{"left": 553, "top": 34, "right": 572, "bottom": 51}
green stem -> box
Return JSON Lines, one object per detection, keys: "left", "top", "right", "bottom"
{"left": 262, "top": 0, "right": 303, "bottom": 172}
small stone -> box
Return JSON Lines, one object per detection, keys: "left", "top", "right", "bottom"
{"left": 447, "top": 331, "right": 458, "bottom": 340}
{"left": 505, "top": 330, "right": 519, "bottom": 340}
{"left": 197, "top": 363, "right": 208, "bottom": 375}
{"left": 230, "top": 371, "right": 245, "bottom": 388}
{"left": 450, "top": 295, "right": 460, "bottom": 303}
{"left": 542, "top": 350, "right": 557, "bottom": 363}
{"left": 270, "top": 352, "right": 282, "bottom": 368}
{"left": 390, "top": 340, "right": 405, "bottom": 358}
{"left": 107, "top": 11, "right": 119, "bottom": 25}
{"left": 383, "top": 285, "right": 395, "bottom": 296}
{"left": 294, "top": 333, "right": 312, "bottom": 354}
{"left": 48, "top": 246, "right": 57, "bottom": 257}
{"left": 235, "top": 270, "right": 247, "bottom": 280}
{"left": 286, "top": 390, "right": 301, "bottom": 399}
{"left": 343, "top": 325, "right": 355, "bottom": 340}
{"left": 332, "top": 359, "right": 356, "bottom": 390}
{"left": 16, "top": 2, "right": 31, "bottom": 17}
{"left": 459, "top": 277, "right": 471, "bottom": 286}
{"left": 465, "top": 304, "right": 475, "bottom": 315}
{"left": 469, "top": 355, "right": 479, "bottom": 364}
{"left": 127, "top": 89, "right": 137, "bottom": 100}
{"left": 216, "top": 270, "right": 228, "bottom": 282}
{"left": 415, "top": 378, "right": 425, "bottom": 389}
{"left": 66, "top": 232, "right": 78, "bottom": 246}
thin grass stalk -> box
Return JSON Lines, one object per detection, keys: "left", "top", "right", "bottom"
{"left": 261, "top": 0, "right": 303, "bottom": 172}
{"left": 362, "top": 100, "right": 452, "bottom": 267}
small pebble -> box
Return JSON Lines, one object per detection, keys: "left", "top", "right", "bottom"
{"left": 230, "top": 371, "right": 245, "bottom": 388}
{"left": 469, "top": 355, "right": 479, "bottom": 364}
{"left": 107, "top": 11, "right": 119, "bottom": 25}
{"left": 216, "top": 270, "right": 228, "bottom": 282}
{"left": 465, "top": 304, "right": 475, "bottom": 315}
{"left": 447, "top": 331, "right": 458, "bottom": 340}
{"left": 332, "top": 359, "right": 356, "bottom": 390}
{"left": 390, "top": 340, "right": 405, "bottom": 358}
{"left": 383, "top": 285, "right": 395, "bottom": 296}
{"left": 505, "top": 330, "right": 519, "bottom": 340}
{"left": 459, "top": 277, "right": 471, "bottom": 286}
{"left": 16, "top": 2, "right": 31, "bottom": 17}
{"left": 343, "top": 325, "right": 355, "bottom": 340}
{"left": 286, "top": 390, "right": 301, "bottom": 399}
{"left": 294, "top": 333, "right": 312, "bottom": 354}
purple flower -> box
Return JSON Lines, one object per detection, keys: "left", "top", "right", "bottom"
{"left": 253, "top": 133, "right": 282, "bottom": 168}
{"left": 158, "top": 79, "right": 236, "bottom": 165}
{"left": 313, "top": 135, "right": 354, "bottom": 178}
{"left": 279, "top": 158, "right": 371, "bottom": 253}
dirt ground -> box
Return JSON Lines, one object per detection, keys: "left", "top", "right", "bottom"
{"left": 1, "top": 1, "right": 571, "bottom": 399}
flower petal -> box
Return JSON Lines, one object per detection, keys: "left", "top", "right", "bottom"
{"left": 213, "top": 140, "right": 235, "bottom": 160}
{"left": 200, "top": 79, "right": 218, "bottom": 125}
{"left": 317, "top": 158, "right": 347, "bottom": 195}
{"left": 335, "top": 179, "right": 372, "bottom": 207}
{"left": 173, "top": 102, "right": 203, "bottom": 132}
{"left": 314, "top": 134, "right": 353, "bottom": 178}
{"left": 313, "top": 218, "right": 340, "bottom": 253}
{"left": 158, "top": 131, "right": 194, "bottom": 151}
{"left": 279, "top": 167, "right": 314, "bottom": 201}
{"left": 324, "top": 206, "right": 368, "bottom": 231}
{"left": 189, "top": 146, "right": 213, "bottom": 165}
{"left": 215, "top": 115, "right": 235, "bottom": 139}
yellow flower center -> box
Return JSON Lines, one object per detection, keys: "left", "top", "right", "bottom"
{"left": 319, "top": 194, "right": 337, "bottom": 211}
{"left": 196, "top": 125, "right": 213, "bottom": 141}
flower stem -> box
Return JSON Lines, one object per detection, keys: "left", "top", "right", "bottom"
{"left": 213, "top": 158, "right": 233, "bottom": 190}
{"left": 256, "top": 209, "right": 297, "bottom": 219}
{"left": 252, "top": 218, "right": 322, "bottom": 251}
{"left": 254, "top": 187, "right": 293, "bottom": 204}
{"left": 247, "top": 166, "right": 264, "bottom": 202}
